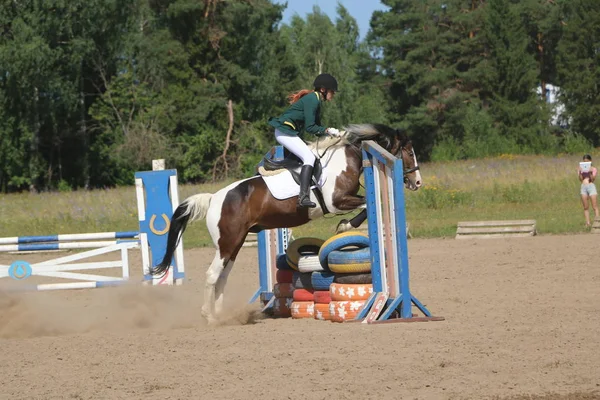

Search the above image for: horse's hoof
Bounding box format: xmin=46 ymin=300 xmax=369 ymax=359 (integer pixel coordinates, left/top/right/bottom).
xmin=336 ymin=219 xmax=351 ymax=234
xmin=200 ymin=307 xmax=216 ymax=323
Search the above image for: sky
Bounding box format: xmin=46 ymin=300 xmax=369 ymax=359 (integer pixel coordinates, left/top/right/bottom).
xmin=273 ymin=0 xmax=389 ymax=40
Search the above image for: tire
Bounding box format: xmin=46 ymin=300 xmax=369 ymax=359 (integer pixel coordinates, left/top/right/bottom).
xmin=314 ymin=303 xmax=332 ymax=320
xmin=329 ymin=283 xmax=373 ymax=301
xmin=333 ymin=272 xmax=372 ymax=284
xmin=313 ymin=290 xmax=332 ymax=304
xmin=286 ymin=237 xmax=325 ymax=270
xmin=272 ymin=298 xmax=292 ymax=318
xmin=297 ymin=254 xmax=325 ymax=273
xmin=311 ymin=271 xmax=335 ymax=290
xmin=318 ymin=232 xmax=370 ymax=270
xmin=293 ymin=288 xmax=315 ymax=301
xmin=291 ymin=301 xmax=315 ymax=319
xmin=292 ymin=271 xmax=313 ymax=289
xmin=328 ymin=247 xmax=371 ymax=273
xmin=273 ymin=283 xmax=294 ymax=298
xmin=276 ymin=253 xmax=293 ymax=271
xmin=276 ymin=269 xmax=294 ymax=284
xmin=329 ymin=300 xmax=366 ymax=322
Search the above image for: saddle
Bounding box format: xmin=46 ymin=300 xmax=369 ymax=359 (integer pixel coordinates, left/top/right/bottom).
xmin=260 ymin=151 xmax=323 ymax=186
xmin=257 ymin=151 xmax=329 ymax=213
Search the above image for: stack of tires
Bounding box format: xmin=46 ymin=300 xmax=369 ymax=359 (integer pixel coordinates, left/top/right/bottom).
xmin=272 ymin=254 xmax=294 ymax=318
xmin=285 ymin=237 xmax=338 ymax=321
xmin=318 ymin=232 xmax=373 ymax=323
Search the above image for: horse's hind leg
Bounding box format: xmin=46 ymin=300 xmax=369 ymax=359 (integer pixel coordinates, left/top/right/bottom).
xmin=214 ymin=259 xmax=234 ymax=315
xmin=202 ymin=246 xmax=244 ymax=323
xmin=202 ymin=250 xmax=227 ymax=324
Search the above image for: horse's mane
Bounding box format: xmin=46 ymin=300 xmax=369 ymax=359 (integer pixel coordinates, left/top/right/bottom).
xmin=306 ymin=123 xmax=408 ymax=151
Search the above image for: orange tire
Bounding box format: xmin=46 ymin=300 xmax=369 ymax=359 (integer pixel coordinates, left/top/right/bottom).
xmin=273 ymin=298 xmax=292 ymax=318
xmin=313 ymin=290 xmax=332 ymax=304
xmin=329 ymin=300 xmax=366 ymax=322
xmin=291 ymin=301 xmax=314 ymax=319
xmin=274 ymin=283 xmax=294 ymax=298
xmin=329 ymin=283 xmax=373 ymax=301
xmin=293 ymin=288 xmax=315 ymax=301
xmin=276 ymin=269 xmax=293 ymax=284
xmin=314 ymin=303 xmax=332 ymax=321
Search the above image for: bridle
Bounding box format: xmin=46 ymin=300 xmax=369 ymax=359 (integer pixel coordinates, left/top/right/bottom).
xmin=314 ymin=134 xmax=419 ymax=184
xmin=401 ymin=146 xmax=420 ymax=184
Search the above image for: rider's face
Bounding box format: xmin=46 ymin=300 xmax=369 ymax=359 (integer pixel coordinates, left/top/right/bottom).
xmin=325 ymin=89 xmax=336 ymax=101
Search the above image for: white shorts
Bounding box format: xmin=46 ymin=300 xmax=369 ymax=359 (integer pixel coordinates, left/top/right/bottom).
xmin=581 ymin=183 xmax=597 ymax=196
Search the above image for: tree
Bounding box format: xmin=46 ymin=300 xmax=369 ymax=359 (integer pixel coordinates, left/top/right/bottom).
xmin=556 ymin=0 xmax=600 ymax=145
xmin=481 ymin=0 xmax=551 ymax=152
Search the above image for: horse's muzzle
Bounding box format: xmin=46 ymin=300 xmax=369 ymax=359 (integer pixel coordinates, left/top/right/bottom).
xmin=404 ymin=166 xmax=421 ymax=190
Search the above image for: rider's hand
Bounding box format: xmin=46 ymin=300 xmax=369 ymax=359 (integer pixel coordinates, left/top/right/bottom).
xmin=326 ymin=127 xmax=341 ymax=137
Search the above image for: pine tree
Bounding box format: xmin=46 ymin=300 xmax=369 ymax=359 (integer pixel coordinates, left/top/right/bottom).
xmin=556 ymin=0 xmax=600 ymax=145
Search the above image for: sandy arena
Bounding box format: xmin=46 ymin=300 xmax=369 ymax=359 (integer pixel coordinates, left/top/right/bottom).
xmin=1 ymin=233 xmax=599 ymax=400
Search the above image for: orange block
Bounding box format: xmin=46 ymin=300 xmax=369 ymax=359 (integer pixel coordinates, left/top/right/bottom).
xmin=291 ymin=301 xmax=315 ymax=319
xmin=292 ymin=288 xmax=315 ymax=301
xmin=314 ymin=303 xmax=332 ymax=321
xmin=329 ymin=283 xmax=373 ymax=301
xmin=329 ymin=300 xmax=366 ymax=322
xmin=313 ymin=290 xmax=332 ymax=304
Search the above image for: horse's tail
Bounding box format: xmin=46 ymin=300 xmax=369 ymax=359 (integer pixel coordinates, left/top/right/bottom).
xmin=149 ymin=193 xmax=213 ymax=276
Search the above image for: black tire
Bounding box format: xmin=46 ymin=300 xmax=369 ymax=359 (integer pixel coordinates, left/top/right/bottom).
xmin=333 ymin=272 xmax=372 ymax=284
xmin=292 ymin=271 xmax=313 ymax=289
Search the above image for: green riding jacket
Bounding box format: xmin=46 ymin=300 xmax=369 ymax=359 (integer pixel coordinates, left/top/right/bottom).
xmin=268 ymin=91 xmax=327 ymax=137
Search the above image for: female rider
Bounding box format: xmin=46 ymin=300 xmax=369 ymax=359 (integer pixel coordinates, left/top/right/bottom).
xmin=268 ymin=73 xmax=341 ymax=209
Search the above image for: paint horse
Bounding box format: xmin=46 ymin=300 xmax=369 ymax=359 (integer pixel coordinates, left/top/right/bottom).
xmin=149 ymin=123 xmax=422 ymax=323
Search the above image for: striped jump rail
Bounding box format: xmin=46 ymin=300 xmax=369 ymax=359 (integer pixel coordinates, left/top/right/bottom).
xmin=0 ymin=231 xmax=141 ymax=291
xmin=0 ymin=231 xmax=140 ymax=253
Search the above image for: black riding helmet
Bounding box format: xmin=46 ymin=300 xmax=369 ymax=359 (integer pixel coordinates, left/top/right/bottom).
xmin=313 ymin=73 xmax=338 ymax=92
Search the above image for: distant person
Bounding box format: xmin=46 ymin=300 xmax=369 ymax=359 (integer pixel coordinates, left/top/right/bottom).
xmin=268 ymin=73 xmax=341 ymax=209
xmin=578 ymin=154 xmax=599 ymax=227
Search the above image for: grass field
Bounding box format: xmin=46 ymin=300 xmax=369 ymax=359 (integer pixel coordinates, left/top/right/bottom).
xmin=0 ymin=152 xmax=593 ymax=248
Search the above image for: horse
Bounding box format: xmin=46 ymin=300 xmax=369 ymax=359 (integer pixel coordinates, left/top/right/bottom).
xmin=149 ymin=123 xmax=422 ymax=323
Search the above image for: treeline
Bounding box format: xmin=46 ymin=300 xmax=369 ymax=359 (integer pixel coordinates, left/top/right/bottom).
xmin=0 ymin=0 xmax=598 ymax=193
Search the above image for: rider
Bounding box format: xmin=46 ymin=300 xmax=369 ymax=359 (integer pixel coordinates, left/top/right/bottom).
xmin=268 ymin=73 xmax=341 ymax=209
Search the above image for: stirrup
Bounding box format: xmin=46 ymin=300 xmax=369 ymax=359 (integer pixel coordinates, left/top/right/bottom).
xmin=297 ymin=195 xmax=316 ymax=209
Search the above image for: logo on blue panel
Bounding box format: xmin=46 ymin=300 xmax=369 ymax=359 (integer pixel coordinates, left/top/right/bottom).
xmin=8 ymin=261 xmax=32 ymax=280
xmin=150 ymin=213 xmax=170 ymax=235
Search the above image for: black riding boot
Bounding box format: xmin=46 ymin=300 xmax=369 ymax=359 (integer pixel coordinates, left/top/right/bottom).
xmin=298 ymin=165 xmax=317 ymax=209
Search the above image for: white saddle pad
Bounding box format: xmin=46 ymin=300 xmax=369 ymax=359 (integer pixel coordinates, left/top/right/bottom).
xmin=262 ymin=170 xmax=327 ymax=200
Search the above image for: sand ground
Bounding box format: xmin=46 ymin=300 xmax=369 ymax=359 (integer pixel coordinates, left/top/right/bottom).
xmin=1 ymin=234 xmax=599 ymax=400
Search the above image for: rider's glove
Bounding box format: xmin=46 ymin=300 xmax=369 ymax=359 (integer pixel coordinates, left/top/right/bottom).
xmin=326 ymin=127 xmax=341 ymax=137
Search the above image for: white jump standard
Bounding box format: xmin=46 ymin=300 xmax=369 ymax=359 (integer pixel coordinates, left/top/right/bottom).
xmin=0 ymin=232 xmax=139 ymax=291
xmin=0 ymin=162 xmax=186 ymax=291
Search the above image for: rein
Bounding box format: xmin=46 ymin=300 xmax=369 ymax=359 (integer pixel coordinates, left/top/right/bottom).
xmin=315 ymin=135 xmax=343 ymax=159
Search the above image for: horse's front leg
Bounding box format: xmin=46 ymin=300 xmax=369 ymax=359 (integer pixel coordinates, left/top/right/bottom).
xmin=332 ymin=193 xmax=366 ymax=233
xmin=336 ymin=208 xmax=367 ymax=233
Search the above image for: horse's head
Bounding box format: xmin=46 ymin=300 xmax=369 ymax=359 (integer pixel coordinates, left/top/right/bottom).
xmin=343 ymin=123 xmax=422 ymax=191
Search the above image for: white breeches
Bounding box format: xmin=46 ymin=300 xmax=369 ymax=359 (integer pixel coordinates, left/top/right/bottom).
xmin=275 ymin=129 xmax=316 ymax=166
